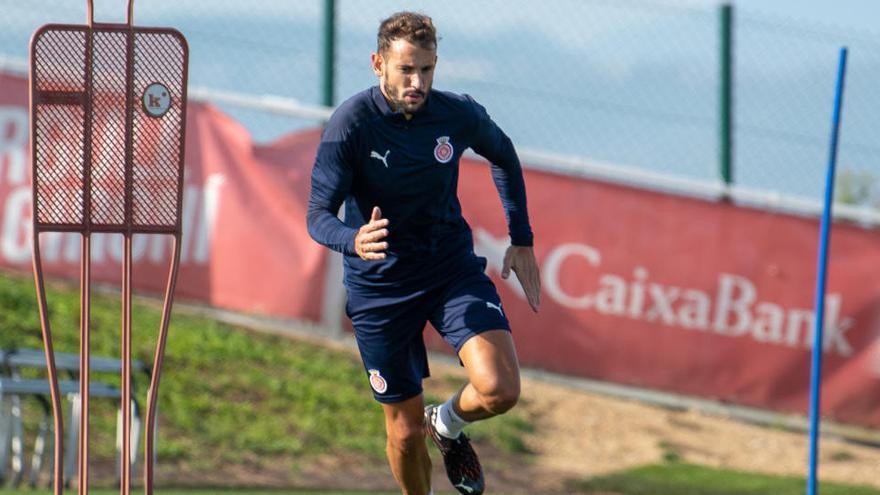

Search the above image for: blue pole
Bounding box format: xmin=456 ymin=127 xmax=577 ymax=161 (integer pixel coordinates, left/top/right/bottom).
xmin=807 ymin=46 xmax=847 ymax=495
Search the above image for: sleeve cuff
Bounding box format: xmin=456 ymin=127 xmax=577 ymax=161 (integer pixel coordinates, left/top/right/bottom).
xmin=510 ymin=231 xmax=534 ymax=247
xmin=343 ymin=229 xmax=359 ymax=256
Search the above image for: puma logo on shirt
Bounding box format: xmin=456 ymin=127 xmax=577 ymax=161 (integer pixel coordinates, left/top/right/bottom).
xmin=370 ymin=149 xmax=390 ymax=167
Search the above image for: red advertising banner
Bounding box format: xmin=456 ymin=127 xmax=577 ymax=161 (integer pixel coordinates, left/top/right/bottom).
xmin=0 ymin=72 xmax=325 ymax=321
xmin=458 ymin=161 xmax=880 ymax=427
xmin=3 ymin=70 xmax=880 ymax=426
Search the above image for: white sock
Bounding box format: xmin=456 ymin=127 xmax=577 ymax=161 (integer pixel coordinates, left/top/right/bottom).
xmin=434 ymin=396 xmax=470 ymax=439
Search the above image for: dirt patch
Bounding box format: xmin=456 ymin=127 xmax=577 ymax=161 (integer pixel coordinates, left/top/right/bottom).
xmin=428 ymin=359 xmax=880 ymax=494
xmin=510 ymin=375 xmax=880 ymax=494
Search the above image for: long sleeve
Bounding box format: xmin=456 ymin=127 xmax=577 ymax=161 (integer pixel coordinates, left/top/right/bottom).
xmin=468 ymin=98 xmax=534 ymax=246
xmin=307 ymin=126 xmax=359 ymax=255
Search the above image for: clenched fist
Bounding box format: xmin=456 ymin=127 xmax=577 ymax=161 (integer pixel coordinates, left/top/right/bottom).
xmin=355 ymin=206 xmax=390 ymax=261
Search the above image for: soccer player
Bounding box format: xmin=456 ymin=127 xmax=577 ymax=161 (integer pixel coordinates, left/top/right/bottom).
xmin=306 ymin=11 xmax=540 ymax=495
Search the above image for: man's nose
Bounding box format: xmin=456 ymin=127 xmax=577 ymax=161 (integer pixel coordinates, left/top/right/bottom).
xmin=410 ymin=73 xmax=423 ymax=90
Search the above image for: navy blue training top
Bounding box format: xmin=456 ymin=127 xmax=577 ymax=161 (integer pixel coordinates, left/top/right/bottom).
xmin=306 ymin=86 xmax=533 ymax=291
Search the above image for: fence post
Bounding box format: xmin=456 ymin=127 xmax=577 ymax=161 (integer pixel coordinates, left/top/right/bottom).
xmin=719 ymin=3 xmax=733 ymax=187
xmin=321 ymin=0 xmax=336 ymax=107
xmin=318 ymin=0 xmax=343 ymax=336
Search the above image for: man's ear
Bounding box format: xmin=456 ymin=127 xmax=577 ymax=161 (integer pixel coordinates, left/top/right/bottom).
xmin=371 ymin=52 xmax=384 ymax=77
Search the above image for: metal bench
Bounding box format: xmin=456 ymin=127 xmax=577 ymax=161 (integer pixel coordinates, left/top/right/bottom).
xmin=4 ymin=349 xmax=148 ymax=376
xmin=0 ymin=378 xmax=124 ymax=487
xmin=0 ymin=349 xmax=150 ymax=488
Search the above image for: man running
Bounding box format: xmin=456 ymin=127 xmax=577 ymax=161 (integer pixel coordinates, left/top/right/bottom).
xmin=307 ymin=11 xmax=540 ymax=495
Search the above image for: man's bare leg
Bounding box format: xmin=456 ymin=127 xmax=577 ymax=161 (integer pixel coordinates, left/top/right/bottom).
xmin=423 ymin=329 xmax=519 ymax=494
xmin=455 ymin=329 xmax=521 ymax=422
xmin=382 ymin=394 xmax=432 ymax=495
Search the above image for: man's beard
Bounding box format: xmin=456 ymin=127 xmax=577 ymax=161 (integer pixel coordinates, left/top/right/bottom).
xmin=383 ymin=81 xmax=426 ymax=114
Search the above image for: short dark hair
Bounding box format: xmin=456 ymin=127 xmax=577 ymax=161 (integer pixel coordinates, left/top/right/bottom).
xmin=377 ymin=11 xmax=437 ymax=53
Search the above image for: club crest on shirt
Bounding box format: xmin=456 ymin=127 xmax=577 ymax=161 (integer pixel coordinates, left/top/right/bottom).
xmin=434 ymin=136 xmax=454 ymax=163
xmin=368 ymin=369 xmax=388 ymax=394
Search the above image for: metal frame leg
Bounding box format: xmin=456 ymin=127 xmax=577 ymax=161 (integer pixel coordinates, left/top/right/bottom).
xmin=121 ymin=234 xmax=133 ymax=495
xmin=144 ymin=236 xmax=180 ymax=495
xmin=32 ymin=238 xmax=65 ymax=495
xmin=78 ymin=234 xmax=91 ymax=495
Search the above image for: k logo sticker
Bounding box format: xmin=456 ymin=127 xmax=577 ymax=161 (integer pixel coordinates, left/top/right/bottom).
xmin=142 ymin=82 xmax=172 ymax=118
xmin=434 ymin=136 xmax=453 ymax=163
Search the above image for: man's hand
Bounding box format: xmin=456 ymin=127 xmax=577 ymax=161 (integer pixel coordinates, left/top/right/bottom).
xmin=502 ymin=245 xmax=541 ymax=312
xmin=355 ymin=206 xmax=389 ymax=261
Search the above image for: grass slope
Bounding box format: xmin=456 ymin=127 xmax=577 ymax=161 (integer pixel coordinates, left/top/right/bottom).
xmin=0 ymin=272 xmax=386 ymax=468
xmin=0 ymin=272 xmax=530 ymax=486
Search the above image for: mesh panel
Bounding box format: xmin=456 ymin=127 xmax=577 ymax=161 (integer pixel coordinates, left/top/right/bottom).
xmin=34 ymin=104 xmax=86 ymax=225
xmin=33 ymin=28 xmax=86 ymax=92
xmin=132 ymin=31 xmax=185 ymax=228
xmin=90 ymin=30 xmax=127 ymax=226
xmin=32 ymin=27 xmax=87 ymax=226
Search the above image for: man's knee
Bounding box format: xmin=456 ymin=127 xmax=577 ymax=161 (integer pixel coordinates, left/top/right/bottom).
xmin=386 ymin=415 xmax=425 ymax=453
xmin=479 ymin=378 xmax=520 ymax=415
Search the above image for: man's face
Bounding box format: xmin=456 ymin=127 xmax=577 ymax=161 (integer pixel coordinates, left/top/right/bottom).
xmin=372 ymin=38 xmax=437 ymax=115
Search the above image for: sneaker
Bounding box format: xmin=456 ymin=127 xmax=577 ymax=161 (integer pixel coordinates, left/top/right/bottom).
xmin=424 ymin=405 xmax=485 ymax=495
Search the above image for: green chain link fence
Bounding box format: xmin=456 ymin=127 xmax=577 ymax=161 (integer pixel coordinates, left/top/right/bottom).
xmin=1 ymin=0 xmax=878 ymax=204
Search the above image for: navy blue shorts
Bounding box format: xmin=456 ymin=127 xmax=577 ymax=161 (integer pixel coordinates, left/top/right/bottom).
xmin=346 ymin=262 xmax=511 ymax=403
